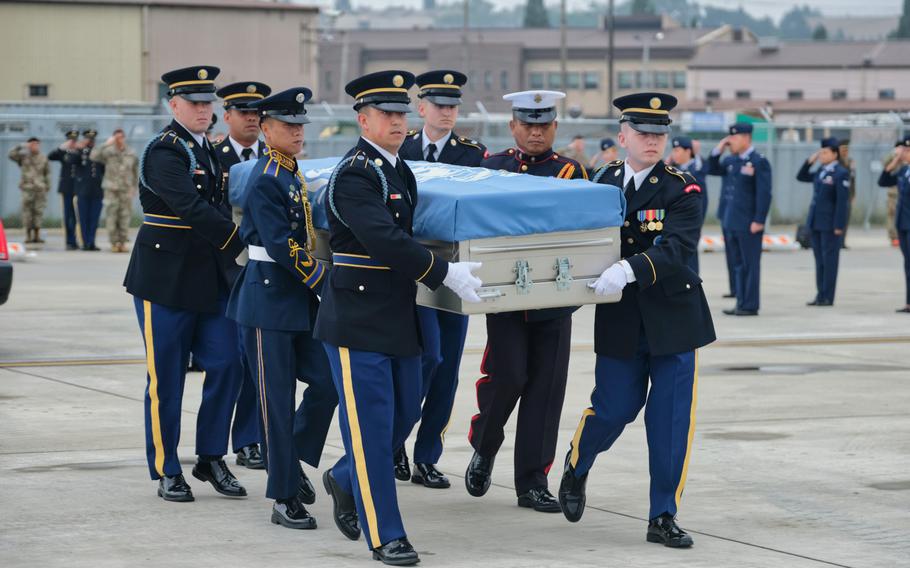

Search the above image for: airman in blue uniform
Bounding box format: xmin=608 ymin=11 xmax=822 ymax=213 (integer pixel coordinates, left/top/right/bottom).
xmin=878 ymin=134 xmax=910 ymax=313
xmin=796 ymin=137 xmax=850 ymax=307
xmin=226 ymin=87 xmax=337 ymax=529
xmin=466 ymin=90 xmax=588 ymax=515
xmin=707 ymin=123 xmax=772 ymax=316
xmin=314 ymin=70 xmax=483 ymax=566
xmin=558 ymin=92 xmax=716 ymax=548
xmin=214 ymin=80 xmax=272 ymax=471
xmin=47 ymin=129 xmax=81 ymax=250
xmin=394 ymin=70 xmax=486 ymax=489
xmin=669 ymin=136 xmax=707 ymax=274
xmin=123 ymin=65 xmax=247 ymax=503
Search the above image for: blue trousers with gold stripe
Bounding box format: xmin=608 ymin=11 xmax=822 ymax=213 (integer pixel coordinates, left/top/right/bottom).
xmin=133 ymin=296 xmax=242 ymax=480
xmin=242 ymin=327 xmax=337 ymax=500
xmin=569 ymin=333 xmax=698 ymax=519
xmin=412 ymin=306 xmax=469 ymax=465
xmin=323 ymin=344 xmax=422 ymax=550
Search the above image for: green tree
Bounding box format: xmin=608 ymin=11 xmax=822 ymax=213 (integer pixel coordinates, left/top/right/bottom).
xmin=812 ymin=24 xmax=828 ymax=40
xmin=524 ymin=0 xmax=550 ymax=28
xmin=631 ymin=0 xmax=655 ymax=15
xmin=896 ymin=0 xmax=910 ymax=38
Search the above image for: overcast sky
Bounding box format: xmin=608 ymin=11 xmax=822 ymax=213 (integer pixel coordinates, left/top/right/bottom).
xmin=305 ymin=0 xmax=903 ymax=20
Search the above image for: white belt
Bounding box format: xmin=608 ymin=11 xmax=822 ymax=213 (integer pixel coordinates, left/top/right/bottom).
xmin=247 ymin=245 xmax=276 ymax=263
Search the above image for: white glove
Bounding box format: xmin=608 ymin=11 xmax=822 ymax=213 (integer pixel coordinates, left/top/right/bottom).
xmin=443 ymin=261 xmax=484 ymax=303
xmin=588 ymin=263 xmax=628 ymax=296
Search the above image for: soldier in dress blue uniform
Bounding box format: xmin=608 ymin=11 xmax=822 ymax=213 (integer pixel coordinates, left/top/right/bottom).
xmin=796 ymin=137 xmax=851 ymax=307
xmin=394 ymin=69 xmax=486 ymax=489
xmin=123 ymin=65 xmax=247 ymax=503
xmin=557 ymin=92 xmax=716 ymax=548
xmin=669 ymin=136 xmax=707 ymax=274
xmin=74 ymin=129 xmax=105 ymax=251
xmin=878 ymin=134 xmax=910 ymax=313
xmin=213 ymin=81 xmax=272 ymax=471
xmin=466 ymin=90 xmax=587 ymax=514
xmin=48 ymin=129 xmax=81 ymax=250
xmin=314 ymin=70 xmax=483 ymax=566
xmin=226 ymin=87 xmax=337 ymax=529
xmin=707 ymin=123 xmax=772 ymax=316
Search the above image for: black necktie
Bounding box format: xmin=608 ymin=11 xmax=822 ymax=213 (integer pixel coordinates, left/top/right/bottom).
xmin=241 ymin=147 xmax=253 ymax=161
xmin=624 ymin=176 xmax=636 ymax=200
xmin=426 ymin=143 xmax=437 ymax=162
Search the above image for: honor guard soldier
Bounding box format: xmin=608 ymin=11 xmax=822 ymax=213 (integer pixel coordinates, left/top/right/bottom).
xmin=123 ymin=65 xmax=247 ymax=503
xmin=214 ymin=80 xmax=272 ymax=471
xmin=796 ymin=137 xmax=850 ymax=307
xmin=395 ymin=69 xmax=486 ymax=489
xmin=226 ymin=87 xmax=338 ymax=529
xmin=467 ymin=90 xmax=587 ymax=514
xmin=314 ymin=70 xmax=483 ymax=566
xmin=74 ymin=129 xmax=105 ymax=251
xmin=48 ymin=129 xmax=81 ymax=249
xmin=668 ymin=136 xmax=707 ymax=274
xmin=558 ymin=92 xmax=716 ymax=548
xmin=877 ymin=135 xmax=910 ymax=313
xmin=707 ymin=122 xmax=772 ymax=316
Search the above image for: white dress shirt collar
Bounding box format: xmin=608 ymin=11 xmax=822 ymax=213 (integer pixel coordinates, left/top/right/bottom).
xmin=422 ymin=129 xmax=452 ymax=159
xmin=229 ymin=136 xmax=258 ymax=160
xmin=622 ymin=162 xmax=658 ymax=191
xmin=739 ymin=146 xmax=755 ymax=160
xmin=362 ymin=137 xmax=398 ymax=168
xmin=174 ymin=119 xmax=205 ymax=147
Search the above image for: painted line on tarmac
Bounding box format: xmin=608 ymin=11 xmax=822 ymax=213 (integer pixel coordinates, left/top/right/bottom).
xmin=0 ymin=357 xmax=144 ymax=368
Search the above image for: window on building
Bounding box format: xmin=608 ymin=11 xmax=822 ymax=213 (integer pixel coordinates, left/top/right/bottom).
xmin=500 ymin=70 xmax=509 ymax=91
xmin=529 ymin=72 xmax=544 ymax=90
xmin=672 ymin=71 xmax=686 ymax=89
xmin=617 ymin=71 xmax=634 ymax=89
xmin=28 ymin=84 xmax=49 ymax=98
xmin=831 ymin=89 xmax=847 ymax=101
xmin=705 ymin=89 xmax=720 ymax=100
xmin=484 ymin=70 xmax=492 ymax=91
xmin=635 ymin=71 xmax=647 ymax=88
xmin=583 ymin=72 xmax=599 ymax=90
xmin=324 ymin=71 xmax=333 ymax=93
xmin=547 ymin=72 xmax=562 ymax=89
xmin=654 ymin=71 xmax=670 ymax=89
xmin=879 ymin=88 xmax=896 ymax=100
xmin=787 ymin=90 xmax=804 ymax=100
xmin=735 ymin=90 xmax=751 ymax=100
xmin=565 ymin=72 xmax=580 ymax=90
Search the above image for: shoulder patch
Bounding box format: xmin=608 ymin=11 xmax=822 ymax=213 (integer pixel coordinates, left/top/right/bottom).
xmin=683 ymin=183 xmax=702 ymax=194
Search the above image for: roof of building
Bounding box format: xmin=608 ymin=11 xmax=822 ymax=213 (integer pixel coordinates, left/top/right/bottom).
xmin=689 ymin=40 xmax=910 ymax=69
xmin=17 ymin=0 xmax=318 ymax=11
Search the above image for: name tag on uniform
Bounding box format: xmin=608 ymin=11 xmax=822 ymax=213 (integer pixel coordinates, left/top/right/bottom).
xmin=740 ymin=164 xmax=755 ymax=176
xmin=390 ymin=193 xmax=402 ymax=200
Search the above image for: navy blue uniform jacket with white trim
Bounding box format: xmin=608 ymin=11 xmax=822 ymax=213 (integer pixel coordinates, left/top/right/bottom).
xmin=123 ymin=120 xmax=244 ymax=313
xmin=227 ymin=152 xmax=327 ymax=332
xmin=592 ymin=161 xmax=716 ymax=358
xmin=313 ymin=138 xmax=448 ymax=357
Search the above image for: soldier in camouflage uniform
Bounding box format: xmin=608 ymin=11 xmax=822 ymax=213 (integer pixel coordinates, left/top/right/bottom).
xmin=90 ymin=129 xmax=138 ymax=252
xmin=8 ymin=137 xmax=50 ymax=244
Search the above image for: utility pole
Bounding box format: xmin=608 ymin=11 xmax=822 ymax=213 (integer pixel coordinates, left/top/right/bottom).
xmin=462 ymin=0 xmax=469 ymax=74
xmin=559 ymin=0 xmax=567 ymax=116
xmin=607 ymin=0 xmax=615 ymax=118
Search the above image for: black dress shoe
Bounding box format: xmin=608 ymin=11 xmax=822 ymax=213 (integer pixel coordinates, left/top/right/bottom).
xmin=65 ymin=244 xmax=79 ymax=251
xmin=411 ymin=463 xmax=450 ymax=489
xmin=815 ymin=299 xmax=833 ymax=306
xmin=722 ymin=308 xmax=758 ymax=316
xmin=323 ymin=468 xmax=361 ymax=540
xmin=465 ymin=451 xmax=495 ymax=497
xmin=647 ymin=514 xmax=694 ymax=548
xmin=558 ymin=453 xmax=588 ymax=522
xmin=192 ymin=459 xmax=247 ymax=497
xmin=806 ymin=298 xmax=819 ymax=306
xmin=897 ymin=306 xmax=910 ymax=313
xmin=722 ymin=293 xmax=736 ymax=299
xmin=235 ymin=444 xmax=265 ymax=470
xmin=517 ymin=486 xmax=561 ymax=513
xmin=393 ymin=446 xmax=411 ymax=482
xmin=158 ymin=473 xmax=194 ymax=502
xmin=372 ymin=538 xmax=419 ymax=566
xmin=298 ymin=466 xmax=316 ymax=505
xmin=271 ymin=496 xmax=317 ymax=529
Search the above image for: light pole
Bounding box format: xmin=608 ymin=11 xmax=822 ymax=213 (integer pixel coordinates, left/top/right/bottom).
xmin=638 ymin=31 xmax=664 ymax=89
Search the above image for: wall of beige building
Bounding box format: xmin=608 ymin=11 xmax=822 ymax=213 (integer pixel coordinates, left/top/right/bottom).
xmin=0 ymin=3 xmax=143 ymax=101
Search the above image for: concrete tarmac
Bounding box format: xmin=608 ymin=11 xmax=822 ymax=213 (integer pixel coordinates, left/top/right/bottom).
xmin=1 ymin=227 xmax=908 ymax=568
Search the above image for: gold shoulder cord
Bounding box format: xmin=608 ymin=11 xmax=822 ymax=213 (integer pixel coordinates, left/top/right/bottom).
xmin=297 ymin=169 xmax=317 ymax=253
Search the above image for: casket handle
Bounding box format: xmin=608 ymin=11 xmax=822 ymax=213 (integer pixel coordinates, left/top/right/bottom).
xmin=477 ymin=289 xmax=504 ymax=300
xmin=470 ymin=238 xmax=614 ymax=253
